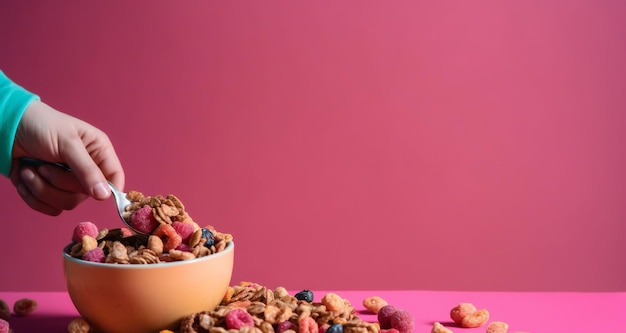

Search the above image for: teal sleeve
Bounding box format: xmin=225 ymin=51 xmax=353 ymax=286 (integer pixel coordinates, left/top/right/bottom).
xmin=0 ymin=70 xmax=40 ymax=176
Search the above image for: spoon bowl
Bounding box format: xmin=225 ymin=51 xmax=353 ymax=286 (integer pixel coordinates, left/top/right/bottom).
xmin=18 ymin=158 xmax=146 ymax=238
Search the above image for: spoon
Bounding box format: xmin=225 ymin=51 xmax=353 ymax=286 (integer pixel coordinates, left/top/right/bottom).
xmin=18 ymin=158 xmax=147 ymax=239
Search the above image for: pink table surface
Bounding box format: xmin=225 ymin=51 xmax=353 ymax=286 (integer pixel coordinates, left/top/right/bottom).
xmin=1 ymin=290 xmax=624 ymax=332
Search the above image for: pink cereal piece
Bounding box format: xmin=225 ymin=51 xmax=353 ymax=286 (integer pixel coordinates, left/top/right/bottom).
xmin=130 ymin=205 xmax=159 ymax=234
xmin=82 ymin=247 xmax=105 ymax=263
xmin=381 ymin=330 xmax=400 ymax=333
xmin=298 ymin=316 xmax=319 ymax=333
xmin=486 ymin=321 xmax=509 ymax=333
xmin=390 ymin=309 xmax=414 ymax=333
xmin=225 ymin=308 xmax=255 ymax=330
xmin=175 ymin=243 xmax=193 ymax=252
xmin=0 ymin=318 xmax=9 ymax=333
xmin=171 ymin=221 xmax=195 ymax=244
xmin=450 ymin=303 xmax=477 ymax=325
xmin=72 ymin=222 xmax=99 ymax=243
xmin=378 ymin=305 xmax=399 ymax=329
xmin=277 ymin=321 xmax=297 ymax=333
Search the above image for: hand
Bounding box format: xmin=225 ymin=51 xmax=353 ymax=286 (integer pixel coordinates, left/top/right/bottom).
xmin=8 ymin=100 xmax=125 ymax=216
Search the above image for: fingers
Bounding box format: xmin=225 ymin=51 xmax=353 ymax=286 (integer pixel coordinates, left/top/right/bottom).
xmin=15 ymin=167 xmax=89 ymax=216
xmin=60 ymin=136 xmax=118 ymax=201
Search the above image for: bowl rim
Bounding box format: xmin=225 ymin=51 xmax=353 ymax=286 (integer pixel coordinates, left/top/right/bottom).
xmin=63 ymin=240 xmax=234 ymax=269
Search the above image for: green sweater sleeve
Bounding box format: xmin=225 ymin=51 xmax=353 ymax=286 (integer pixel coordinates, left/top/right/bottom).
xmin=0 ymin=70 xmax=40 ymax=176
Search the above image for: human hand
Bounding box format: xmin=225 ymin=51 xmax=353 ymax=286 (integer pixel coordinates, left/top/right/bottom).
xmin=8 ymin=100 xmax=125 ymax=216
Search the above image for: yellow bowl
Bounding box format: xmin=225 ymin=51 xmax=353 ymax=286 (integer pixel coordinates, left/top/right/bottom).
xmin=63 ymin=241 xmax=234 ymax=333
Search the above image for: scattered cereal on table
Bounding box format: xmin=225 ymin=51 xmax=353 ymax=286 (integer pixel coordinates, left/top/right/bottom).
xmin=486 ymin=321 xmax=509 ymax=333
xmin=67 ymin=317 xmax=90 ymax=333
xmin=461 ymin=309 xmax=489 ymax=328
xmin=13 ymin=298 xmax=37 ymax=316
xmin=0 ymin=300 xmax=9 ymax=321
xmin=0 ymin=318 xmax=9 ymax=333
xmin=363 ymin=296 xmax=388 ymax=314
xmin=431 ymin=322 xmax=453 ymax=333
xmin=377 ymin=305 xmax=398 ymax=329
xmin=450 ymin=302 xmax=477 ymax=325
xmin=389 ymin=309 xmax=414 ymax=333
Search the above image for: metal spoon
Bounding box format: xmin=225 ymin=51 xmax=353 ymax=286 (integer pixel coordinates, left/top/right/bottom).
xmin=18 ymin=158 xmax=146 ymax=239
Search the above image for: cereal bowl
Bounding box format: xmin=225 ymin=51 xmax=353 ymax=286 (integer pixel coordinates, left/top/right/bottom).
xmin=63 ymin=241 xmax=234 ymax=333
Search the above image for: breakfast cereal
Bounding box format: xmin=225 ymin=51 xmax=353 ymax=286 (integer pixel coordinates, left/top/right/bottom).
xmin=362 ymin=296 xmax=388 ymax=314
xmin=13 ymin=298 xmax=37 ymax=316
xmin=431 ymin=322 xmax=453 ymax=333
xmin=486 ymin=321 xmax=509 ymax=333
xmin=66 ymin=190 xmax=232 ymax=265
xmin=461 ymin=309 xmax=489 ymax=328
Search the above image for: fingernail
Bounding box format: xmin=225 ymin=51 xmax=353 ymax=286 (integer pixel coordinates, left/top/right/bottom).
xmin=93 ymin=182 xmax=111 ymax=199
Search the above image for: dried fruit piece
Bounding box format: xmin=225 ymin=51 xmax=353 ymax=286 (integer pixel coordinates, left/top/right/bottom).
xmin=363 ymin=296 xmax=388 ymax=314
xmin=295 ymin=290 xmax=314 ymax=303
xmin=377 ymin=305 xmax=398 ymax=329
xmin=431 ymin=322 xmax=453 ymax=333
xmin=486 ymin=321 xmax=509 ymax=333
xmin=67 ymin=317 xmax=90 ymax=333
xmin=461 ymin=309 xmax=489 ymax=328
xmin=450 ymin=302 xmax=477 ymax=325
xmin=13 ymin=298 xmax=37 ymax=316
xmin=326 ymin=323 xmax=343 ymax=333
xmin=389 ymin=309 xmax=414 ymax=333
xmin=225 ymin=308 xmax=255 ymax=329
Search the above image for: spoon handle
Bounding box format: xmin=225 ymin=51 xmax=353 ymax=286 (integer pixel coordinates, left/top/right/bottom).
xmin=19 ymin=157 xmax=72 ymax=172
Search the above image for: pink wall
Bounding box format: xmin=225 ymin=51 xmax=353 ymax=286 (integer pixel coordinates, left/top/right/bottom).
xmin=1 ymin=1 xmax=625 ymax=292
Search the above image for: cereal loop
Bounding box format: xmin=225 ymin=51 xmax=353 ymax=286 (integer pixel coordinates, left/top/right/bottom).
xmin=13 ymin=298 xmax=37 ymax=316
xmin=153 ymin=224 xmax=182 ymax=252
xmin=298 ymin=316 xmax=319 ymax=333
xmin=363 ymin=296 xmax=388 ymax=314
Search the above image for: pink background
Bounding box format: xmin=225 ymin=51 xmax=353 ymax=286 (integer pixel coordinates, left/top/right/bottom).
xmin=1 ymin=1 xmax=625 ymax=292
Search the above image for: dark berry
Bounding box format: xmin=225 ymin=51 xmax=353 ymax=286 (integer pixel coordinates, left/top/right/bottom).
xmin=294 ymin=289 xmax=314 ymax=302
xmin=201 ymin=228 xmax=215 ymax=247
xmin=326 ymin=324 xmax=343 ymax=333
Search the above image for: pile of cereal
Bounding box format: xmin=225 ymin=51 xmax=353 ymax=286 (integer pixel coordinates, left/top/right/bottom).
xmin=67 ymin=190 xmax=232 ymax=264
xmin=176 ymin=282 xmax=412 ymax=333
xmin=66 ymin=283 xmax=413 ymax=333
